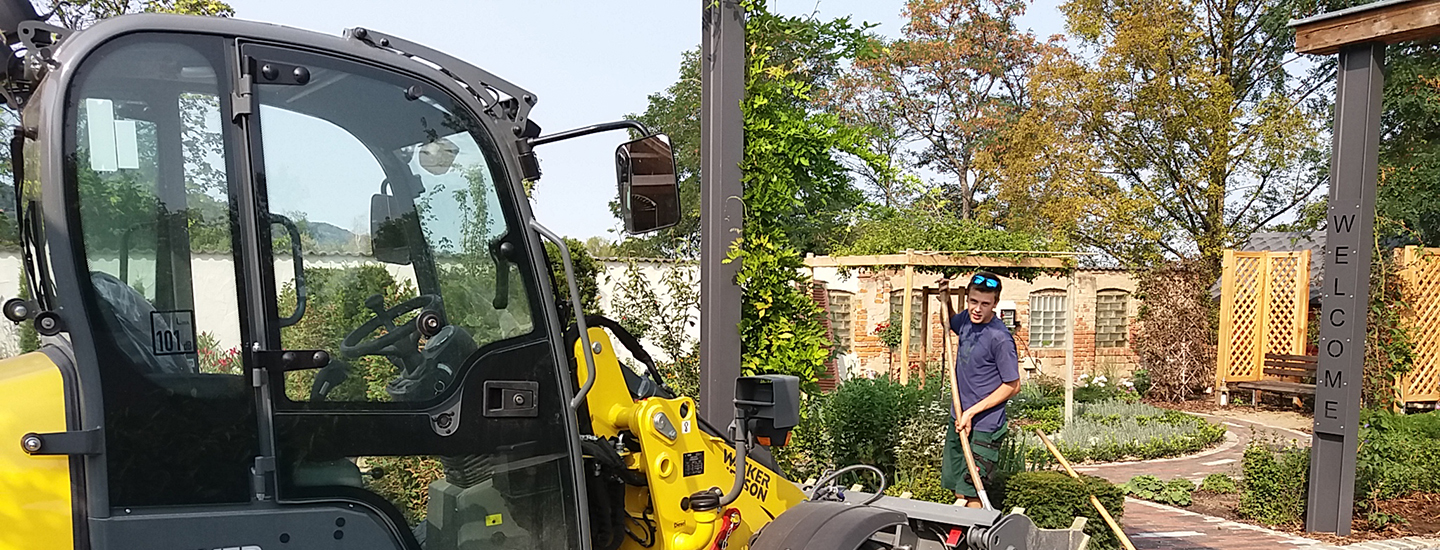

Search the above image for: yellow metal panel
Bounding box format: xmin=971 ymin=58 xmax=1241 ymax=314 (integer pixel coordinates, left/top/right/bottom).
xmin=0 ymin=352 xmax=75 ymax=550
xmin=573 ymin=329 xmax=808 ymax=550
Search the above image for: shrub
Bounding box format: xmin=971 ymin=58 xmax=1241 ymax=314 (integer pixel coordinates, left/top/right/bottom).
xmin=1355 ymin=410 xmax=1440 ymax=510
xmin=821 ymin=376 xmax=922 ymax=475
xmin=1124 ymin=475 xmax=1193 ymax=506
xmin=1131 ymin=368 xmax=1153 ymax=397
xmin=773 ymin=392 xmax=833 ymax=482
xmin=1132 ymin=259 xmax=1217 ymax=401
xmin=1020 ymin=401 xmax=1226 ymax=464
xmin=1199 ymin=473 xmax=1237 ymax=494
xmin=1238 ymin=444 xmax=1309 ymax=526
xmin=1004 ymin=471 xmax=1125 ymax=550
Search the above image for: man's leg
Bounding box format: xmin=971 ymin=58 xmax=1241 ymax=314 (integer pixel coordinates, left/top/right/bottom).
xmin=961 ymin=425 xmax=1009 ymax=508
xmin=940 ymin=425 xmax=979 ymax=504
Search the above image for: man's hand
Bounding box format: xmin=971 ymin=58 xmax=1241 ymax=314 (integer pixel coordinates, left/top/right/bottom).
xmin=956 ymin=409 xmax=975 ymax=435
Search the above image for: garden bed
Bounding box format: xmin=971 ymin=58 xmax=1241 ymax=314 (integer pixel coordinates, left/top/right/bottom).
xmin=1121 ymin=410 xmax=1440 ymax=545
xmin=1016 ymin=400 xmax=1227 ymax=464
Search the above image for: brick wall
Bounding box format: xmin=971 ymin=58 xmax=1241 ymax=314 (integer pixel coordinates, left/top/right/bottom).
xmin=839 ymin=269 xmax=1142 ymax=382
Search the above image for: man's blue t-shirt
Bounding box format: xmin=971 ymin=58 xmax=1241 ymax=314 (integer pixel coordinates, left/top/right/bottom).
xmin=951 ymin=313 xmax=1020 ymax=433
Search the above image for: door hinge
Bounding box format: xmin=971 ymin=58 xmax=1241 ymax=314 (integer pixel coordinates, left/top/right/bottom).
xmin=20 ymin=428 xmax=101 ymax=456
xmin=252 ymin=456 xmax=276 ymax=501
xmin=232 ymin=71 xmax=252 ymax=121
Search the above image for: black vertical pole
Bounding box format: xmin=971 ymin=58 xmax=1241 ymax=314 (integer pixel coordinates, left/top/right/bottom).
xmin=699 ymin=0 xmax=745 ymax=429
xmin=1307 ymin=42 xmax=1384 ymax=536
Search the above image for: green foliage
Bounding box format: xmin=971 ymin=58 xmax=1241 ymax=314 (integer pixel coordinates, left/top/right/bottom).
xmin=725 ymin=234 xmax=830 ymax=391
xmin=1238 ymin=444 xmax=1310 ymax=526
xmin=1020 ymin=401 xmax=1226 ymax=464
xmin=1199 ymin=473 xmax=1237 ymax=494
xmin=888 ymin=399 xmax=950 ymax=502
xmin=277 ymin=265 xmax=420 ymax=402
xmin=1362 ymin=255 xmax=1414 ymax=410
xmin=1003 ymin=471 xmax=1125 ymax=550
xmin=820 ymin=376 xmax=923 ymax=476
xmin=363 ymin=456 xmax=445 ymax=525
xmin=1355 ymin=410 xmax=1440 ymax=514
xmin=1372 ymin=41 xmax=1440 ymax=245
xmin=834 ymin=206 xmax=1068 ymax=280
xmin=1131 ymin=368 xmax=1153 ymax=397
xmin=42 ymin=0 xmax=234 ymax=29
xmin=874 ymin=316 xmax=903 ymax=350
xmin=195 ymin=331 xmax=240 ymax=374
xmin=1124 ymin=475 xmax=1194 ymax=506
xmin=621 ymin=4 xmax=877 ymax=258
xmin=773 ymin=393 xmax=834 ymax=483
xmin=657 ymin=346 xmax=700 ymax=400
xmin=543 ymin=237 xmax=602 ymax=320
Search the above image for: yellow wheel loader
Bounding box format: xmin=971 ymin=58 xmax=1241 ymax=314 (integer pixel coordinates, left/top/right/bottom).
xmin=0 ymin=4 xmax=1089 ymax=549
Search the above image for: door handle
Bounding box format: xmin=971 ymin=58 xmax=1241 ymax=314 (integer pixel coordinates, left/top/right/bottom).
xmin=483 ymin=381 xmax=538 ymax=418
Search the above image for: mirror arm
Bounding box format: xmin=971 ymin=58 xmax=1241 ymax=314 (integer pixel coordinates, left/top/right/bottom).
xmin=530 ymin=120 xmax=652 ymax=147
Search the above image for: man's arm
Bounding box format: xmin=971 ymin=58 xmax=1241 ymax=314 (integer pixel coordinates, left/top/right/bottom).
xmin=958 ymin=334 xmax=1022 ymax=434
xmin=958 ymin=380 xmax=1020 ymax=434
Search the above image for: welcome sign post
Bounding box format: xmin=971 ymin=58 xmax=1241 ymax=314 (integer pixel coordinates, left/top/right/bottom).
xmin=1291 ymin=0 xmax=1440 ymax=535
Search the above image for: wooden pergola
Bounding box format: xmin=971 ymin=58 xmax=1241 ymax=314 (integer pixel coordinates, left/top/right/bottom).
xmin=804 ymin=250 xmax=1075 ymax=384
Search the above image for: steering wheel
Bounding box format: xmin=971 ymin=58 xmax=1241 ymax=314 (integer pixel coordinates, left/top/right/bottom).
xmin=340 ymin=294 xmax=440 ymax=359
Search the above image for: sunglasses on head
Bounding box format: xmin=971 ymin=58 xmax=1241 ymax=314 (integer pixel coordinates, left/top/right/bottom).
xmin=971 ymin=274 xmax=999 ymax=288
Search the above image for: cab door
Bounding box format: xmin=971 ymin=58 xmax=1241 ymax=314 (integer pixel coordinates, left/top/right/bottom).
xmin=236 ymin=42 xmax=585 ymax=550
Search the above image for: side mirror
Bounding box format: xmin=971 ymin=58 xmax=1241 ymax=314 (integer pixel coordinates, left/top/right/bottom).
xmin=370 ymin=193 xmax=413 ymax=265
xmin=616 ymin=134 xmax=680 ymax=235
xmin=735 ymin=375 xmax=801 ymax=447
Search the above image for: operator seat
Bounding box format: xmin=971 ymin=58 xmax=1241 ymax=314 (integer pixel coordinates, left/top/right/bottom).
xmin=90 ymin=271 xmax=193 ymax=375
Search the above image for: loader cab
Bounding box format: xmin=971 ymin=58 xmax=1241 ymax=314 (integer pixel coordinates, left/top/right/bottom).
xmin=13 ymin=14 xmax=671 ymax=550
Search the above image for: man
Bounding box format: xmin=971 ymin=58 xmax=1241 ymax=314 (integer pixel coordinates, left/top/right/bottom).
xmin=938 ymin=271 xmax=1020 ymax=508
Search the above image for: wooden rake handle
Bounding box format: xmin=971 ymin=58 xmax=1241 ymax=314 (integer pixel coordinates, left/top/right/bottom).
xmin=958 ymin=431 xmax=992 ymax=509
xmin=1035 ymin=429 xmax=1137 ymax=550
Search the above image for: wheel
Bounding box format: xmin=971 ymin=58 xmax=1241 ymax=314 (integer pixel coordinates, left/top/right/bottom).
xmin=748 ymin=501 xmax=918 ymax=550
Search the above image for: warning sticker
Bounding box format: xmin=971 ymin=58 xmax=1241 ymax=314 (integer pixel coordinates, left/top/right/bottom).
xmin=683 ymin=451 xmax=704 ymax=477
xmin=151 ymin=310 xmax=197 ymax=356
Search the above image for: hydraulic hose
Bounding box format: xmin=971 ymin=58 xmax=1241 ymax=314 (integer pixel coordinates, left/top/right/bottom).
xmin=718 ymin=421 xmax=749 ymax=507
xmin=812 ymin=464 xmax=888 ymax=505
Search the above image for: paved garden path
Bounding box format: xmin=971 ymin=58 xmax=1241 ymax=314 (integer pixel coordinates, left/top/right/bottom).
xmin=1063 ymin=413 xmax=1440 ymax=550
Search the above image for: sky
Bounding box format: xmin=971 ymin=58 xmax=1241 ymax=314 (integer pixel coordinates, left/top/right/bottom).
xmin=223 ymin=0 xmax=1069 ymax=241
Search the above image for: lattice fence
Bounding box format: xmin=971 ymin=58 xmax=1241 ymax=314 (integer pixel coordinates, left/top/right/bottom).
xmin=1217 ymin=250 xmax=1312 ymax=386
xmin=1400 ymin=247 xmax=1440 ymax=403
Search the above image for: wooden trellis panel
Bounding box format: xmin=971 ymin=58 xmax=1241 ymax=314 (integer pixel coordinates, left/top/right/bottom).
xmin=1218 ymin=250 xmax=1311 ymax=386
xmin=1400 ymin=247 xmax=1440 ymax=403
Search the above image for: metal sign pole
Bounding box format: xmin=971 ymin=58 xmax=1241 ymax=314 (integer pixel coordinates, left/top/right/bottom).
xmin=1307 ymin=42 xmax=1384 ymax=536
xmin=699 ymin=0 xmax=745 ymax=429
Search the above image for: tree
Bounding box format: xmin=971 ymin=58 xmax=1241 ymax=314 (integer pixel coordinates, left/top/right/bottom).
xmin=839 ymin=0 xmax=1044 ymax=220
xmin=995 ymin=0 xmax=1327 ymax=269
xmin=622 ymin=10 xmax=877 ymax=258
xmin=833 ymin=204 xmax=1068 ymax=279
xmin=725 ymin=4 xmax=883 ymax=390
xmin=39 ymin=0 xmax=234 ymax=28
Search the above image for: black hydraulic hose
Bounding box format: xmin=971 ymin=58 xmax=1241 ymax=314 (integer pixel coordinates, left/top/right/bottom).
xmin=719 ymin=414 xmax=749 ymax=507
xmin=812 ymin=464 xmax=888 ymax=506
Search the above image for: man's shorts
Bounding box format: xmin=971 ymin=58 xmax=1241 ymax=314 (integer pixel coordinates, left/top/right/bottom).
xmin=941 ymin=422 xmax=1009 ymax=498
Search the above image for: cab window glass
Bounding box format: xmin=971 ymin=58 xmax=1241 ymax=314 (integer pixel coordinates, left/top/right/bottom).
xmin=253 ymin=52 xmax=533 ymax=406
xmin=66 ymin=34 xmax=256 ymax=507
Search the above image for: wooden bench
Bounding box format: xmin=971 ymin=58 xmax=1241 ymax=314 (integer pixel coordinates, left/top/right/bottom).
xmin=1231 ymin=353 xmax=1317 ymax=405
